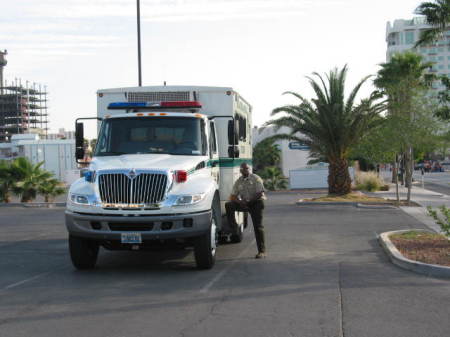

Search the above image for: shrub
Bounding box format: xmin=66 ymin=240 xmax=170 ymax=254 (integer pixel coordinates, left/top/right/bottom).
xmin=355 ymin=171 xmax=385 ymax=192
xmin=260 ymin=166 xmax=288 ymax=191
xmin=427 ymin=206 xmax=450 ymax=237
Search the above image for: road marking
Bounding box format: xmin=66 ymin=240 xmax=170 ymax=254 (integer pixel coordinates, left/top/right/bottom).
xmin=200 ymin=238 xmax=256 ymax=294
xmin=3 ymin=272 xmax=50 ymax=290
xmin=0 ymin=233 xmax=50 ymax=248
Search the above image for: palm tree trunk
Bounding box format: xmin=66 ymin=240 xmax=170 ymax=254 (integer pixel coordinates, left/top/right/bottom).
xmin=328 ymin=158 xmax=351 ymax=195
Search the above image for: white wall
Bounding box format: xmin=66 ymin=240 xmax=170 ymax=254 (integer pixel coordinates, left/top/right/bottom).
xmin=252 ymin=126 xmax=310 ymax=178
xmin=1 ymin=138 xmax=77 ymax=184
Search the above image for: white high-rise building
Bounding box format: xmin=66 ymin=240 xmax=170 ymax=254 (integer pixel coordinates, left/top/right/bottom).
xmin=386 ymin=17 xmax=450 ymax=91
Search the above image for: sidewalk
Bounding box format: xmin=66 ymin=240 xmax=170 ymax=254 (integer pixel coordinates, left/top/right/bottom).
xmin=368 ymin=183 xmax=450 ymax=234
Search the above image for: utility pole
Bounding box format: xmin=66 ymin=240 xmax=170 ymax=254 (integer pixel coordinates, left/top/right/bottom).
xmin=137 ymin=0 xmax=142 ymax=86
xmin=0 ymin=50 xmax=7 ymax=94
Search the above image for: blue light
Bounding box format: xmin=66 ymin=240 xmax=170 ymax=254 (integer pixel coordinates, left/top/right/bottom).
xmin=84 ymin=171 xmax=94 ymax=182
xmin=108 ymin=102 xmax=148 ymax=109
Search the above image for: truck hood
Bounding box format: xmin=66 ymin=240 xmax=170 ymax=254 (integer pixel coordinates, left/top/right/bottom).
xmin=90 ymin=154 xmax=208 ymax=172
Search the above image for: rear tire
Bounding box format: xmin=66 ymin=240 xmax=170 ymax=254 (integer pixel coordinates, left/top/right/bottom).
xmin=194 ymin=207 xmax=218 ymax=269
xmin=69 ymin=235 xmax=99 ymax=270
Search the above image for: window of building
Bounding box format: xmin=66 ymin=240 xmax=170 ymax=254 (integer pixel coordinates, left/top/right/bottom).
xmin=438 ymin=47 xmax=444 ymax=52
xmin=405 ymin=31 xmax=415 ymax=45
xmin=438 ymin=56 xmax=444 ymax=61
xmin=438 ymin=65 xmax=444 ymax=70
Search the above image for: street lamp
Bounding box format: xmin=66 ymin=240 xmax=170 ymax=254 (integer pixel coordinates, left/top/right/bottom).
xmin=137 ymin=0 xmax=142 ymax=86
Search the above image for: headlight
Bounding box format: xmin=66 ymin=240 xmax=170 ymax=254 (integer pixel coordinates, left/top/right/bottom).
xmin=70 ymin=193 xmax=90 ymax=205
xmin=174 ymin=193 xmax=205 ymax=206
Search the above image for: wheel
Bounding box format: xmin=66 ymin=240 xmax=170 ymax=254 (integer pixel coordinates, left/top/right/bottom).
xmin=69 ymin=235 xmax=99 ymax=270
xmin=194 ymin=207 xmax=218 ymax=269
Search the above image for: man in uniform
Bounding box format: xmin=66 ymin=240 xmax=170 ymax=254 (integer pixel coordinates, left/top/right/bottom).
xmin=225 ymin=162 xmax=267 ymax=258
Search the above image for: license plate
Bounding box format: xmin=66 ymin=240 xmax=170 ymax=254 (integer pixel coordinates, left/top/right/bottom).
xmin=121 ymin=232 xmax=142 ymax=244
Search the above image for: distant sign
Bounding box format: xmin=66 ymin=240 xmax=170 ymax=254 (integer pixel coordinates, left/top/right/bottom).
xmin=288 ymin=141 xmax=310 ymax=151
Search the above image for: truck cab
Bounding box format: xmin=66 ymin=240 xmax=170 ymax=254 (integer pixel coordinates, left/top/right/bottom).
xmin=66 ymin=86 xmax=252 ymax=270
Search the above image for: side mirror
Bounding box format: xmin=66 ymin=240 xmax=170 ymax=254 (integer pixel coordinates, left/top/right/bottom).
xmin=75 ymin=122 xmax=85 ymax=161
xmin=228 ymin=145 xmax=240 ymax=158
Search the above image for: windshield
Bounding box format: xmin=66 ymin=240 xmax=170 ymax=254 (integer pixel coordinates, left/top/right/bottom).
xmin=94 ymin=117 xmax=206 ymax=156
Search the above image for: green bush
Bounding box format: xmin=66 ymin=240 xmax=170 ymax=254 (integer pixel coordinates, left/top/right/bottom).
xmin=379 ymin=184 xmax=390 ymax=191
xmin=427 ymin=205 xmax=450 ymax=237
xmin=355 ymin=171 xmax=385 ymax=192
xmin=260 ymin=166 xmax=288 ymax=191
xmin=0 ymin=157 xmax=65 ymax=203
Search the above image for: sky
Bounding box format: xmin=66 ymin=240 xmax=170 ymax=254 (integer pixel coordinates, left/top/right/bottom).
xmin=1 ymin=0 xmax=425 ymax=138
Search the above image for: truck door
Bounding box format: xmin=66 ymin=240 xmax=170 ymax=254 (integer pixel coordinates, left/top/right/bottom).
xmin=209 ymin=121 xmax=219 ymax=184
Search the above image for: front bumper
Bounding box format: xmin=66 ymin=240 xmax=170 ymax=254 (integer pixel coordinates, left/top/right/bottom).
xmin=65 ymin=210 xmax=212 ymax=241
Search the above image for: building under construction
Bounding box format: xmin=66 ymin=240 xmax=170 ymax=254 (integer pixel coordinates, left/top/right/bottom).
xmin=0 ymin=50 xmax=48 ymax=142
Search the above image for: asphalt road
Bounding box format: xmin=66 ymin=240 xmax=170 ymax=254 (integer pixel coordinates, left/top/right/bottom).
xmin=0 ymin=193 xmax=449 ymax=337
xmin=413 ymin=171 xmax=450 ymax=196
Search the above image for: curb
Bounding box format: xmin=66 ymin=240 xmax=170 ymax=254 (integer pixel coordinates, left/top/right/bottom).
xmin=0 ymin=202 xmax=66 ymax=208
xmin=296 ymin=201 xmax=397 ymax=209
xmin=378 ymin=229 xmax=450 ymax=279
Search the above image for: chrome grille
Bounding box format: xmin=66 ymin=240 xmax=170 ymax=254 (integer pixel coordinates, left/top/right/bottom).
xmin=98 ymin=173 xmax=168 ymax=207
xmin=127 ymin=92 xmax=190 ymax=102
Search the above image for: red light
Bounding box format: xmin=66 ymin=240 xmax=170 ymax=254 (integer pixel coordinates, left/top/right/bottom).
xmin=161 ymin=101 xmax=202 ymax=108
xmin=176 ymin=170 xmax=187 ymax=183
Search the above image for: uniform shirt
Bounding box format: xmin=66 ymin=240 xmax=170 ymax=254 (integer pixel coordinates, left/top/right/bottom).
xmin=231 ymin=173 xmax=266 ymax=201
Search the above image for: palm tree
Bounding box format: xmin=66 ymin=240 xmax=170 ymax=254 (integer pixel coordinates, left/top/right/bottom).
xmin=253 ymin=138 xmax=281 ymax=174
xmin=38 ymin=178 xmax=66 ymax=202
xmin=414 ymin=0 xmax=450 ymax=47
xmin=266 ymin=66 xmax=385 ymax=195
xmin=0 ymin=160 xmax=15 ymax=203
xmin=11 ymin=157 xmax=53 ymax=202
xmin=260 ymin=167 xmax=288 ymax=191
xmin=374 ymin=52 xmax=433 ymax=109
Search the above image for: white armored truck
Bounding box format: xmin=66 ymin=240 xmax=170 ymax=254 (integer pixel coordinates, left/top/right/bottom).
xmin=66 ymin=86 xmax=252 ymax=269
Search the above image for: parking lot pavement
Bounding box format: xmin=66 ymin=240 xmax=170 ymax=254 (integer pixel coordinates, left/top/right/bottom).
xmin=0 ymin=194 xmax=449 ymax=337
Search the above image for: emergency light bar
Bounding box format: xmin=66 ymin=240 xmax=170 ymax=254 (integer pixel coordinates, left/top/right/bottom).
xmin=107 ymin=101 xmax=202 ymax=110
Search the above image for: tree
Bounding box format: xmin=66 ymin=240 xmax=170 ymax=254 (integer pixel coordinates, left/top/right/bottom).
xmin=414 ymin=0 xmax=450 ymax=47
xmin=38 ymin=178 xmax=66 ymax=202
xmin=0 ymin=160 xmax=15 ymax=203
xmin=374 ymin=52 xmax=436 ymax=203
xmin=350 ymin=117 xmax=398 ymax=169
xmin=266 ymin=66 xmax=385 ymax=195
xmin=260 ymin=167 xmax=288 ymax=191
xmin=252 ymin=138 xmax=281 ymax=174
xmin=90 ymin=138 xmax=97 ymax=153
xmin=434 ymin=75 xmax=450 ymax=120
xmin=11 ymin=157 xmax=53 ymax=202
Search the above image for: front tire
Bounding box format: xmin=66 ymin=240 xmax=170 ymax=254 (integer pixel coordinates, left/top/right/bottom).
xmin=194 ymin=208 xmax=218 ymax=269
xmin=69 ymin=235 xmax=99 ymax=270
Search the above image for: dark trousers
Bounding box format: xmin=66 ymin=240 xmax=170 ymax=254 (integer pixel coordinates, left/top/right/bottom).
xmin=225 ymin=200 xmax=265 ymax=253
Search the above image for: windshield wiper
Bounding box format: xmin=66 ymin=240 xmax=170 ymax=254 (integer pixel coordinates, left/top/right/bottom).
xmin=95 ymin=151 xmax=127 ymax=156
